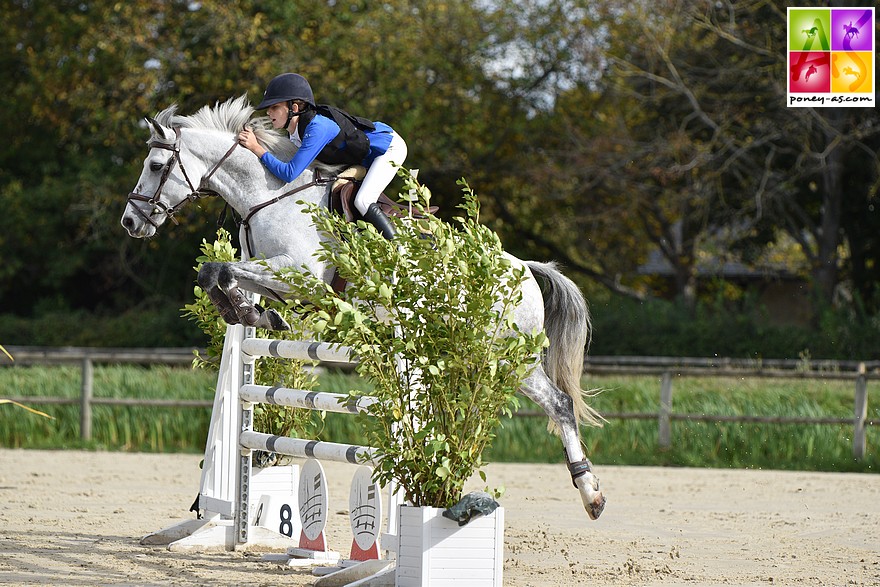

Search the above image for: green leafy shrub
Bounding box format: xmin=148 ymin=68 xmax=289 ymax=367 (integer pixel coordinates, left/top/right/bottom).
xmin=278 ymin=172 xmax=547 ymax=507
xmin=181 ymin=228 xmax=321 ymax=445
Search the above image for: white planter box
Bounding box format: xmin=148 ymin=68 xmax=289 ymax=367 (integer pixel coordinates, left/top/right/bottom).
xmin=395 ymin=505 xmax=504 ymax=587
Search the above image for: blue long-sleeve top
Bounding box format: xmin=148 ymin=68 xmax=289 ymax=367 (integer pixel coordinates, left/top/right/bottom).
xmin=260 ymin=114 xmax=394 ymax=183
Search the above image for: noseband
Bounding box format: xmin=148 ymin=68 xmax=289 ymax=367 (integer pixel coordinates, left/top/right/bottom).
xmin=126 ymin=126 xmax=238 ymax=228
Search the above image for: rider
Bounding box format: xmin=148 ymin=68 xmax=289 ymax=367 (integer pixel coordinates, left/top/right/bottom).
xmin=238 ymin=73 xmax=405 ymax=239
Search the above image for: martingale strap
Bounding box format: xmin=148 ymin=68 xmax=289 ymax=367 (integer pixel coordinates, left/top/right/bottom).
xmin=237 ymin=170 xmax=336 ymax=258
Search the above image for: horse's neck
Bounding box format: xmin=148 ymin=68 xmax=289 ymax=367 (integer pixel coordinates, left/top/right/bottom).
xmin=189 ymin=130 xmax=326 ymax=215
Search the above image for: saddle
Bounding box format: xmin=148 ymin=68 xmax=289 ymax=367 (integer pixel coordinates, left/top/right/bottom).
xmin=327 ymin=166 xmax=438 ymax=294
xmin=329 ymin=166 xmax=438 ymax=222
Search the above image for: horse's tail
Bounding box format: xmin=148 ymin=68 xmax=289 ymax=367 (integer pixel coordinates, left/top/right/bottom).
xmin=526 ymin=261 xmax=604 ymax=430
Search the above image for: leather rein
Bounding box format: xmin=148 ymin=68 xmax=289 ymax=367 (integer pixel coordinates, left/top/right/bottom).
xmin=126 ymin=126 xmax=333 ymax=256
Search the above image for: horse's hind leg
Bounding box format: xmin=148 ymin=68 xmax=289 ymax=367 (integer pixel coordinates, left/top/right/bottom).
xmin=520 ymin=367 xmax=606 ymax=520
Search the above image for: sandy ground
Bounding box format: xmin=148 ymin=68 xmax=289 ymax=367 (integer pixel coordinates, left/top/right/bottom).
xmin=0 ymin=449 xmax=878 ymax=586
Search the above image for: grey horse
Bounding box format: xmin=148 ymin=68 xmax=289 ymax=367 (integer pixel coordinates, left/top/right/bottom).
xmin=121 ymin=96 xmax=606 ymax=520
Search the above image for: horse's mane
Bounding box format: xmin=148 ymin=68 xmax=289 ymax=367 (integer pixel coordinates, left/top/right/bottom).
xmin=151 ymin=95 xmax=297 ymax=161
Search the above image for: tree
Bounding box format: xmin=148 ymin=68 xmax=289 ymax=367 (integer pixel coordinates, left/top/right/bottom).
xmin=2 ymin=0 xmax=877 ymax=344
xmin=0 ymin=0 xmax=274 ymax=318
xmin=0 ymin=0 xmax=540 ymax=333
xmin=487 ymin=0 xmax=880 ymax=314
xmin=694 ymin=0 xmax=880 ymax=312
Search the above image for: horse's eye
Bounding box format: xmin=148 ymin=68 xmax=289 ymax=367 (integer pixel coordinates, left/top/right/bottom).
xmin=150 ymin=161 xmax=164 ymax=172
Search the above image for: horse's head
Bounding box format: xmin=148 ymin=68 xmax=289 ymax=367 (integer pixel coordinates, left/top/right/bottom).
xmin=121 ymin=115 xmax=225 ymax=238
xmin=122 ymin=96 xmax=303 ymax=239
xmin=121 ymin=116 xmax=211 ymax=238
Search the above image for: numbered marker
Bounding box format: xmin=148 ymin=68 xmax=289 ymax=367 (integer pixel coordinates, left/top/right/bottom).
xmin=297 ymin=458 xmax=329 ymax=551
xmin=349 ymin=465 xmax=381 ymax=560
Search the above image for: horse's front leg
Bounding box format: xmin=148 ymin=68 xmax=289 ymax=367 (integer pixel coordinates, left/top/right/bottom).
xmin=521 ymin=367 xmax=606 ymax=520
xmin=197 ymin=262 xmax=243 ymax=326
xmin=197 ymin=261 xmax=290 ymax=331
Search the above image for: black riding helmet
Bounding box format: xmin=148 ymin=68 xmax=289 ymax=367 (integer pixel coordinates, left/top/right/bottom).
xmin=256 ymin=73 xmax=315 ymax=109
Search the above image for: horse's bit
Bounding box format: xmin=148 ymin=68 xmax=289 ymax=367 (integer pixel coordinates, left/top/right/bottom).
xmin=126 ymin=126 xmax=238 ymax=229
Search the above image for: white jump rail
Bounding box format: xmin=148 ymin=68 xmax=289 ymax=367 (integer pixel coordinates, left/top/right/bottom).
xmin=239 ymin=431 xmax=377 ymax=466
xmin=239 ymin=384 xmax=379 ymax=414
xmin=241 ymin=338 xmax=356 ymax=363
xmin=141 ymin=321 xmax=392 ymax=556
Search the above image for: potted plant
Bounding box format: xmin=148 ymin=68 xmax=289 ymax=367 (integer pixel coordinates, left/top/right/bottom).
xmin=279 ymin=171 xmax=546 ymax=585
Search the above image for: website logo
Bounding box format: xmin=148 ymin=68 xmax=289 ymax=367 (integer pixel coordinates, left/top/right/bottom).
xmin=787 ymin=7 xmax=875 ymax=107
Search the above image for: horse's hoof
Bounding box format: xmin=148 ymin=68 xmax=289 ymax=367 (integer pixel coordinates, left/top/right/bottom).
xmin=267 ymin=309 xmax=291 ymax=331
xmin=255 ymin=309 xmax=290 ymax=331
xmin=575 ymin=472 xmax=605 ymax=520
xmin=588 ymin=493 xmax=606 ymax=520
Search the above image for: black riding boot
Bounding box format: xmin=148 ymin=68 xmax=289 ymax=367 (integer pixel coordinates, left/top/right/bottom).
xmin=361 ymin=202 xmax=397 ymax=239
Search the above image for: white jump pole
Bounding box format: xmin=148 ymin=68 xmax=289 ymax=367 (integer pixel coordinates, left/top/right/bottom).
xmin=142 ymin=323 xmax=399 ymax=561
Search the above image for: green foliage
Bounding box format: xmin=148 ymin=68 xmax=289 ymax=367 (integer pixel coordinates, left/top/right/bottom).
xmin=589 ymin=295 xmax=880 ymax=360
xmin=181 ymin=230 xmax=240 ymax=366
xmin=576 ymin=374 xmax=879 ymax=473
xmin=0 ymin=305 xmax=205 ymax=347
xmin=0 ymin=364 xmax=215 ymax=451
xmin=1 ymin=289 xmax=876 ymax=361
xmin=2 ymin=0 xmax=878 ymax=355
xmin=277 ymin=172 xmax=546 ymax=507
xmin=181 ymin=229 xmax=321 ymax=442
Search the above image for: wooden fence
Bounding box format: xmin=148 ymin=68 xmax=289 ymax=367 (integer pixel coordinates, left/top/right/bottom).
xmin=0 ymin=346 xmax=207 ymax=442
xmin=1 ymin=346 xmax=878 ymax=458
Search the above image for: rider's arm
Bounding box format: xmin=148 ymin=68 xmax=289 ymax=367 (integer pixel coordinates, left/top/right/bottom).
xmin=260 ymin=115 xmax=340 ymax=183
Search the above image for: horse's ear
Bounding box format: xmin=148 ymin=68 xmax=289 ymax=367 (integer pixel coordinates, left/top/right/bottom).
xmin=145 ymin=116 xmax=167 ymax=140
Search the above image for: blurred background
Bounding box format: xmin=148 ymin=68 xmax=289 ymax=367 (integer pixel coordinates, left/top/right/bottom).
xmin=1 ymin=0 xmax=878 ymax=359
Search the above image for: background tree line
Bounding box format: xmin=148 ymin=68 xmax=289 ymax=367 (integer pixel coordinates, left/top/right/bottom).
xmin=1 ymin=0 xmax=878 ymax=358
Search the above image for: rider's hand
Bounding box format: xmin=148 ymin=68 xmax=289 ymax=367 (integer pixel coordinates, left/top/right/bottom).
xmin=238 ymin=128 xmax=266 ymax=158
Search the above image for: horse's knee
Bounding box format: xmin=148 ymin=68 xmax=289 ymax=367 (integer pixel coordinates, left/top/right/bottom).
xmin=197 ymin=262 xmax=220 ymax=289
xmin=217 ymin=265 xmax=236 ymax=289
xmin=197 ymin=262 xmax=236 ymax=290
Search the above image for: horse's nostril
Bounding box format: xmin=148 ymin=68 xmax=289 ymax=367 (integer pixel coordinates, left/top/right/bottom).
xmin=122 ymin=216 xmax=134 ymax=230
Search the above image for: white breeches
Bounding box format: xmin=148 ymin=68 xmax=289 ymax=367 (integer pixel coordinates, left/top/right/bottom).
xmin=354 ymin=131 xmax=408 ymax=215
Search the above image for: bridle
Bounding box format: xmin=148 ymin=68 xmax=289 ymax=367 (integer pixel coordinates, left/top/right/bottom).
xmin=126 ymin=124 xmax=336 ymax=256
xmin=126 ymin=126 xmax=239 ymax=229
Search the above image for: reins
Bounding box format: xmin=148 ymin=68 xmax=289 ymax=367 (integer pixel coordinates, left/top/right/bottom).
xmin=127 ymin=125 xmax=337 ymax=259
